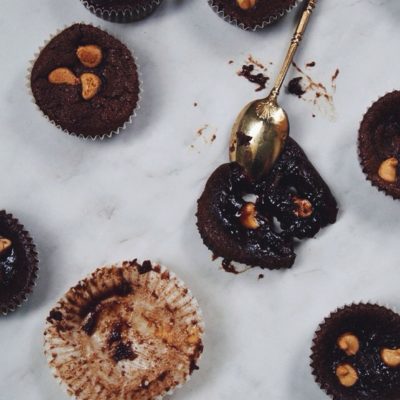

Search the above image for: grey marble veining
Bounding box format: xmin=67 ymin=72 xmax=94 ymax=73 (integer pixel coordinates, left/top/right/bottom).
xmin=1 ymin=0 xmax=400 ymax=399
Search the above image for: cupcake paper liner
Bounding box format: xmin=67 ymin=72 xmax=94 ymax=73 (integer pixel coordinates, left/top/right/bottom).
xmin=0 ymin=210 xmax=39 ymax=315
xmin=44 ymin=260 xmax=204 ymax=400
xmin=358 ymin=90 xmax=400 ymax=200
xmin=27 ymin=23 xmax=142 ymax=141
xmin=208 ymin=0 xmax=301 ymax=31
xmin=310 ymin=302 xmax=400 ymax=400
xmin=80 ymin=0 xmax=164 ymax=23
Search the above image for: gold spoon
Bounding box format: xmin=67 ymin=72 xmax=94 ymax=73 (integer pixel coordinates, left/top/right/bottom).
xmin=229 ymin=0 xmax=317 ymax=181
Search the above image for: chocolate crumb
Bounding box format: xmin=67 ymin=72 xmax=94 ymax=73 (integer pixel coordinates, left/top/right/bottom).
xmin=287 ymin=77 xmax=306 ymax=97
xmin=306 ymin=61 xmax=316 ymax=68
xmin=229 ymin=143 xmax=236 ymax=153
xmin=238 ymin=65 xmax=268 ymax=92
xmin=108 ymin=322 xmax=123 ymax=345
xmin=161 ymin=271 xmax=170 ymax=280
xmin=228 ymin=60 xmax=234 ymax=64
xmin=222 ymin=259 xmax=239 ymax=275
xmin=211 ymin=134 xmax=217 ymax=142
xmin=47 ymin=310 xmax=63 ymax=323
xmin=189 ymin=360 xmax=200 ymax=374
xmin=82 ymin=305 xmax=103 ymax=336
xmin=332 ymin=68 xmax=340 ymax=82
xmin=312 ymin=114 xmax=316 ymax=118
xmin=194 ymin=102 xmax=198 ymax=107
xmin=113 ymin=342 xmax=137 ymax=362
xmin=138 ymin=260 xmax=153 ymax=275
xmin=258 ymin=274 xmax=264 ymax=280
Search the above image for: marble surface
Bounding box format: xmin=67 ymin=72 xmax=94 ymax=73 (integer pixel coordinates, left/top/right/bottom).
xmin=1 ymin=0 xmax=400 ymax=399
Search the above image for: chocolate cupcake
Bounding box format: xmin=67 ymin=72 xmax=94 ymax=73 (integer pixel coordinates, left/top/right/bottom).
xmin=81 ymin=0 xmax=164 ymax=23
xmin=311 ymin=303 xmax=400 ymax=400
xmin=0 ymin=211 xmax=38 ymax=315
xmin=30 ymin=24 xmax=140 ymax=139
xmin=359 ymin=91 xmax=400 ymax=199
xmin=44 ymin=260 xmax=204 ymax=400
xmin=208 ymin=0 xmax=299 ymax=31
xmin=196 ymin=138 xmax=338 ymax=270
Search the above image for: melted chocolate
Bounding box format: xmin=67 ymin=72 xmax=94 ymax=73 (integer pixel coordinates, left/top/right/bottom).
xmin=197 ymin=138 xmax=338 ymax=270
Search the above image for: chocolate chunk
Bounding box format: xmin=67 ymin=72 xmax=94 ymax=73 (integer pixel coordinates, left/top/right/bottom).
xmin=138 ymin=260 xmax=153 ymax=275
xmin=287 ymin=77 xmax=306 ymax=97
xmin=197 ymin=138 xmax=337 ymax=270
xmin=238 ymin=64 xmax=268 ymax=92
xmin=47 ymin=310 xmax=63 ymax=323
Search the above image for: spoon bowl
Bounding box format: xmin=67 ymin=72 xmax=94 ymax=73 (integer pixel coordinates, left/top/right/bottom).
xmin=230 ymin=95 xmax=289 ymax=181
xmin=229 ymin=0 xmax=317 ymax=180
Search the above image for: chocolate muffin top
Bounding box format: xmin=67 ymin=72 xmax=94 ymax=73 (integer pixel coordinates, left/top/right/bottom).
xmin=311 ymin=304 xmax=400 ymax=400
xmin=82 ymin=0 xmax=163 ymax=22
xmin=209 ymin=0 xmax=298 ymax=30
xmin=0 ymin=211 xmax=38 ymax=315
xmin=359 ymin=91 xmax=400 ymax=199
xmin=31 ymin=24 xmax=139 ymax=139
xmin=196 ymin=138 xmax=338 ymax=270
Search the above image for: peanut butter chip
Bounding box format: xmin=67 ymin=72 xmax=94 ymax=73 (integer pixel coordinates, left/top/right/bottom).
xmin=239 ymin=202 xmax=260 ymax=229
xmin=381 ymin=348 xmax=400 ymax=367
xmin=80 ymin=73 xmax=101 ymax=101
xmin=378 ymin=157 xmax=398 ymax=183
xmin=336 ymin=364 xmax=358 ymax=387
xmin=0 ymin=237 xmax=12 ymax=255
xmin=48 ymin=68 xmax=80 ymax=85
xmin=236 ymin=0 xmax=257 ymax=10
xmin=76 ymin=45 xmax=103 ymax=68
xmin=293 ymin=196 xmax=313 ymax=218
xmin=337 ymin=333 xmax=360 ymax=356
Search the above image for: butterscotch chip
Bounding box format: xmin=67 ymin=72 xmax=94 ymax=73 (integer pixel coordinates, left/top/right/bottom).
xmin=337 ymin=332 xmax=359 ymax=356
xmin=239 ymin=202 xmax=260 ymax=229
xmin=293 ymin=196 xmax=313 ymax=218
xmin=378 ymin=157 xmax=398 ymax=183
xmin=80 ymin=73 xmax=101 ymax=100
xmin=336 ymin=364 xmax=358 ymax=387
xmin=76 ymin=45 xmax=103 ymax=68
xmin=381 ymin=348 xmax=400 ymax=367
xmin=0 ymin=237 xmax=12 ymax=255
xmin=236 ymin=0 xmax=257 ymax=10
xmin=48 ymin=68 xmax=80 ymax=85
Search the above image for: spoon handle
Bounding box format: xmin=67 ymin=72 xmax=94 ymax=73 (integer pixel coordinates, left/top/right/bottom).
xmin=269 ymin=0 xmax=317 ymax=101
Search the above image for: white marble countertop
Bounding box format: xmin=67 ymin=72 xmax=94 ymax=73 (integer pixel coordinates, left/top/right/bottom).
xmin=1 ymin=0 xmax=400 ymax=399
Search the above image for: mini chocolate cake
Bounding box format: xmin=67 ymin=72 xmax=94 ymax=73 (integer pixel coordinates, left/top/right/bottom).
xmin=196 ymin=138 xmax=338 ymax=270
xmin=81 ymin=0 xmax=164 ymax=23
xmin=359 ymin=91 xmax=400 ymax=199
xmin=45 ymin=260 xmax=204 ymax=400
xmin=30 ymin=24 xmax=140 ymax=139
xmin=311 ymin=304 xmax=400 ymax=400
xmin=209 ymin=0 xmax=298 ymax=31
xmin=0 ymin=211 xmax=38 ymax=315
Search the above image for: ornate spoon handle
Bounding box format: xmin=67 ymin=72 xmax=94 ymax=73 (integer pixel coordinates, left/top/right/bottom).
xmin=269 ymin=0 xmax=317 ymax=102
